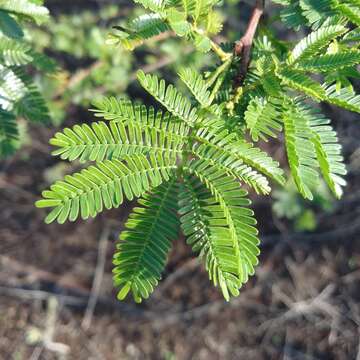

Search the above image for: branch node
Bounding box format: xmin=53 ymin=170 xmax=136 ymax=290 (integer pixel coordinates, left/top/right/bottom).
xmin=233 ymin=0 xmax=265 ymax=87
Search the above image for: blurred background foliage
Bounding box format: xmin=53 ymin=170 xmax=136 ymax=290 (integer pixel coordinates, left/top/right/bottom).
xmin=0 ymin=0 xmax=54 ymax=156
xmin=31 ymin=2 xmax=218 ymax=124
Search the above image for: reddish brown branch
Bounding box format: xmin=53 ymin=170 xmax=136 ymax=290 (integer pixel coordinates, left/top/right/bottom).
xmin=234 ymin=0 xmax=265 ymax=87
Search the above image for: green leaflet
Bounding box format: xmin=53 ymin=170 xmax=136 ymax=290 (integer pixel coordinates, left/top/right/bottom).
xmin=182 ymin=168 xmax=260 ymax=291
xmin=36 ymin=153 xmax=177 ymax=224
xmin=325 ymin=84 xmax=360 ymax=113
xmin=296 ymin=51 xmax=360 ymax=72
xmin=282 ymin=101 xmax=347 ymax=199
xmin=0 ymin=0 xmax=50 ymax=25
xmin=280 ymin=1 xmax=307 ymax=30
xmin=194 ymin=126 xmax=286 ymax=186
xmin=299 ymin=0 xmax=333 ymax=27
xmin=0 ymin=10 xmax=24 ymax=39
xmin=133 ymin=0 xmax=166 ymax=13
xmin=333 ymin=1 xmax=360 ymax=26
xmin=0 ymin=65 xmax=27 ymax=104
xmin=189 ymin=141 xmax=271 ymax=195
xmin=0 ymin=2 xmax=51 ymax=158
xmin=108 ymin=0 xmax=223 ymax=52
xmin=12 ymin=68 xmax=50 ymax=123
xmin=0 ymin=38 xmax=32 ymax=66
xmin=0 ymin=108 xmax=18 ymax=156
xmin=36 ymin=0 xmax=356 ymax=303
xmin=167 ymin=8 xmax=191 ymax=36
xmin=277 ymin=67 xmax=326 ymax=101
xmin=192 ymin=32 xmax=212 ymax=52
xmin=0 ymin=65 xmax=50 ymax=124
xmin=50 ymin=119 xmax=188 ymax=162
xmin=109 ymin=14 xmax=170 ymax=50
xmin=206 ymin=10 xmax=223 ymax=35
xmin=342 ymin=28 xmax=360 ymax=42
xmin=137 ymin=70 xmax=199 ymax=124
xmin=289 ymin=25 xmax=347 ymax=63
xmin=282 ymin=99 xmax=320 ymax=200
xmin=306 ymin=108 xmax=347 ymax=198
xmin=91 ymin=97 xmax=153 ymax=123
xmin=179 ymin=177 xmax=249 ymax=300
xmin=178 ymin=67 xmax=212 ymax=107
xmin=244 ymin=97 xmax=282 ymax=142
xmin=114 ymin=179 xmax=179 ymax=302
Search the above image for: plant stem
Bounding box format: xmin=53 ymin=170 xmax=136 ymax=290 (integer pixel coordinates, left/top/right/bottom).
xmin=209 ymin=61 xmax=231 ymax=103
xmin=192 ymin=25 xmax=232 ymax=62
xmin=233 ymin=0 xmax=265 ymax=86
xmin=210 ymin=40 xmax=232 ymax=62
xmin=207 ymin=58 xmax=232 ymax=88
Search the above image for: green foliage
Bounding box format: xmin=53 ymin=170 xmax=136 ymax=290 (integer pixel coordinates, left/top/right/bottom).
xmin=274 ymin=0 xmax=360 ymax=29
xmin=28 ymin=5 xmax=136 ymax=126
xmin=324 ymin=84 xmax=360 ymax=113
xmin=37 ymin=0 xmax=359 ymax=303
xmin=36 ymin=152 xmax=177 ymax=224
xmin=0 ymin=0 xmax=49 ymax=25
xmin=179 ymin=176 xmax=259 ymax=299
xmin=37 ymin=90 xmax=281 ymax=301
xmin=108 ymin=0 xmax=222 ymax=53
xmin=277 ymin=67 xmax=326 ymax=100
xmin=0 ymin=38 xmax=32 ymax=65
xmin=282 ymin=99 xmax=320 ymax=201
xmin=31 ymin=4 xmax=215 ymax=127
xmin=108 ymin=14 xmax=170 ymax=50
xmin=296 ymin=51 xmax=360 ymax=72
xmin=178 ymin=67 xmax=212 ymax=107
xmin=0 ymin=108 xmax=18 ymax=155
xmin=244 ymin=97 xmax=282 ymax=141
xmin=0 ymin=0 xmax=53 ymax=157
xmin=137 ymin=70 xmax=199 ymax=123
xmin=288 ymin=25 xmax=347 ymax=63
xmin=50 ymin=108 xmax=188 ymax=162
xmin=114 ymin=179 xmax=179 ymax=301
